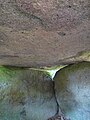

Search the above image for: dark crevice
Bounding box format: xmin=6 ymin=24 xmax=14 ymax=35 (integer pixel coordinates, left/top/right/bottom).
xmin=20 ymin=107 xmax=27 ymax=120
xmin=53 ymin=81 xmax=59 ymax=115
xmin=48 ymin=77 xmax=70 ymax=120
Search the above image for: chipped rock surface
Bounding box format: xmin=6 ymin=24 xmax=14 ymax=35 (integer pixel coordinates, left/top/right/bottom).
xmin=0 ymin=67 xmax=57 ymax=120
xmin=0 ymin=0 xmax=90 ymax=67
xmin=54 ymin=62 xmax=90 ymax=120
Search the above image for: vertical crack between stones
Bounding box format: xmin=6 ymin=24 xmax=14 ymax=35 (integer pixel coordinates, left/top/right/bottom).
xmin=52 ymin=81 xmax=59 ymax=115
xmin=49 ymin=80 xmax=70 ymax=120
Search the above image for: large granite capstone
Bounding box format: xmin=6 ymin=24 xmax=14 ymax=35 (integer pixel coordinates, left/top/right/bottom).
xmin=0 ymin=0 xmax=90 ymax=67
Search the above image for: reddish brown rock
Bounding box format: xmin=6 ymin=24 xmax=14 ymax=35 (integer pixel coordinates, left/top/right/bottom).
xmin=0 ymin=0 xmax=90 ymax=67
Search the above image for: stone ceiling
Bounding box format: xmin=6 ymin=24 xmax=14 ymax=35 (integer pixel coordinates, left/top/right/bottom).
xmin=0 ymin=0 xmax=90 ymax=67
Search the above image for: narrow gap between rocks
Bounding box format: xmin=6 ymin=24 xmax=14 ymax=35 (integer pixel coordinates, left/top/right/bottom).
xmin=46 ymin=66 xmax=69 ymax=120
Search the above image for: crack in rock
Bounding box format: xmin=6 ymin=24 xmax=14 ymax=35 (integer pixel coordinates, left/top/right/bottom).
xmin=48 ymin=81 xmax=69 ymax=120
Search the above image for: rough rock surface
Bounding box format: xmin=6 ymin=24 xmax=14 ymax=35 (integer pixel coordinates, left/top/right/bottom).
xmin=0 ymin=67 xmax=58 ymax=120
xmin=0 ymin=0 xmax=90 ymax=67
xmin=54 ymin=62 xmax=90 ymax=120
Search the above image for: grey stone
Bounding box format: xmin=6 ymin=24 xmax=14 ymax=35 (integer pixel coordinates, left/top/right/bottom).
xmin=54 ymin=62 xmax=90 ymax=120
xmin=0 ymin=67 xmax=57 ymax=120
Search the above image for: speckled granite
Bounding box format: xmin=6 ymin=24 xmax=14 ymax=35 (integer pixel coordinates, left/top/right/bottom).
xmin=0 ymin=0 xmax=90 ymax=67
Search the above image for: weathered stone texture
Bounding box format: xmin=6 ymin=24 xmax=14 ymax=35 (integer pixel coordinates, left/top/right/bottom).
xmin=0 ymin=0 xmax=90 ymax=67
xmin=0 ymin=67 xmax=57 ymax=120
xmin=54 ymin=62 xmax=90 ymax=120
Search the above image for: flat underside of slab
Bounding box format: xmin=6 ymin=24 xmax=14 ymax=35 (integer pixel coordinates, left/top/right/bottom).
xmin=0 ymin=0 xmax=90 ymax=67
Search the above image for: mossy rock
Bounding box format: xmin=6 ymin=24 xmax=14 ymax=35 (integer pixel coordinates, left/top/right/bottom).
xmin=0 ymin=66 xmax=57 ymax=120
